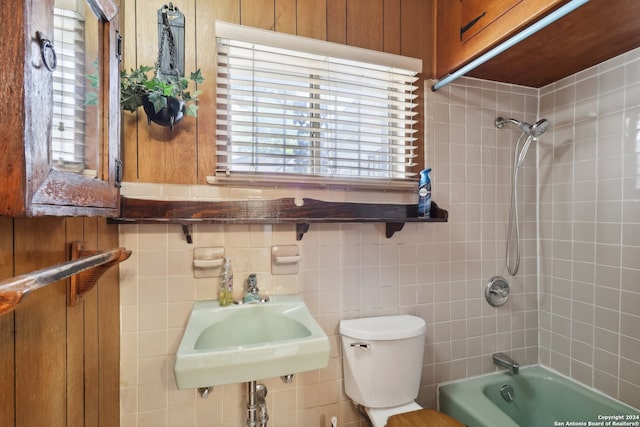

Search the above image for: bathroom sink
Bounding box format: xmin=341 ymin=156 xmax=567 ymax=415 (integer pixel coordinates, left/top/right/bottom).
xmin=173 ymin=295 xmax=329 ymax=389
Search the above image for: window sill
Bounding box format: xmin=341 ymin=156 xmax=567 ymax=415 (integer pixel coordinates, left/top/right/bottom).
xmin=109 ymin=197 xmax=448 ymax=239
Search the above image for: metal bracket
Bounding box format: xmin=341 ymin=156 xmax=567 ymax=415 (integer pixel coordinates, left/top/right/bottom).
xmin=296 ymin=223 xmax=310 ymax=241
xmin=115 ymin=159 xmax=123 ymax=188
xmin=182 ymin=225 xmax=193 ymax=244
xmin=116 ymin=31 xmax=123 ymax=62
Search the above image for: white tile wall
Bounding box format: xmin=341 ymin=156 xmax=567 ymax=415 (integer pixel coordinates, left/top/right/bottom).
xmin=119 ymin=47 xmax=640 ymax=427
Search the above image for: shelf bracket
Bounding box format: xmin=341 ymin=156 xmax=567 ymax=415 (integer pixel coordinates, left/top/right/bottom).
xmin=0 ymin=243 xmax=131 ymax=315
xmin=69 ymin=241 xmax=132 ymax=306
xmin=385 ymin=222 xmax=405 ymax=238
xmin=296 ymin=223 xmax=310 ymax=241
xmin=182 ymin=224 xmax=193 ymax=244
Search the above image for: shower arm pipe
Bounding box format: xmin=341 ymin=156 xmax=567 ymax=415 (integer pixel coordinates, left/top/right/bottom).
xmin=431 ymin=0 xmax=590 ymax=91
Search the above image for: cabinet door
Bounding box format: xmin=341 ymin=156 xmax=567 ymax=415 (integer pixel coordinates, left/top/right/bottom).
xmin=436 ymin=0 xmax=563 ymax=79
xmin=460 ymin=0 xmax=522 ymax=42
xmin=29 ymin=0 xmax=121 ymax=216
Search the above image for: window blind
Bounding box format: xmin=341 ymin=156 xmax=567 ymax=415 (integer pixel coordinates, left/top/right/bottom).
xmin=215 ymin=22 xmax=422 ymax=184
xmin=52 ymin=7 xmax=86 ymax=164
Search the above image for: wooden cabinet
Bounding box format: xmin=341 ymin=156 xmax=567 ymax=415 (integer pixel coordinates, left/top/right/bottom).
xmin=0 ymin=0 xmax=121 ymax=217
xmin=436 ymin=0 xmax=562 ymax=80
xmin=460 ymin=0 xmax=523 ymax=43
xmin=436 ymin=0 xmax=640 ymax=88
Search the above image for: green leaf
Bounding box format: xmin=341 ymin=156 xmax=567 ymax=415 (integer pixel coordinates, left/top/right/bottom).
xmin=121 ymin=93 xmax=143 ymax=112
xmin=190 ymin=69 xmax=204 ymax=85
xmin=184 ymin=103 xmax=199 ymax=117
xmin=147 ymin=92 xmax=167 ymax=113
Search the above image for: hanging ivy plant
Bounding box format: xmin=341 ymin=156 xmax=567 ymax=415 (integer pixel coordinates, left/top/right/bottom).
xmin=120 ymin=65 xmax=204 ymax=129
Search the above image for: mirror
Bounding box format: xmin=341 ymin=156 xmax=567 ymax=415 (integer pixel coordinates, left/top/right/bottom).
xmin=51 ymin=0 xmax=100 ymax=179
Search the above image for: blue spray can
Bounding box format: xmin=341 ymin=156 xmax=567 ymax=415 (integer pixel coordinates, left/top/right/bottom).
xmin=418 ymin=168 xmax=431 ymax=217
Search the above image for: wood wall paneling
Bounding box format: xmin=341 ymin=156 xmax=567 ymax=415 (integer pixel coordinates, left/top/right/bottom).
xmin=241 ymin=0 xmax=275 ymax=29
xmin=0 ymin=217 xmax=13 ymax=279
xmin=66 ymin=218 xmax=86 ymax=427
xmin=96 ymin=218 xmax=121 ymax=427
xmin=327 ymin=0 xmax=347 ymax=43
xmin=297 ymin=0 xmax=326 ymax=40
xmin=346 ymin=0 xmax=383 ymax=50
xmin=0 ymin=217 xmax=15 ymax=424
xmin=121 ymin=0 xmax=139 ymax=182
xmin=0 ymin=307 xmax=14 ymax=424
xmin=195 ymin=0 xmax=240 ymax=184
xmin=83 ymin=218 xmax=100 ymax=427
xmin=383 ymin=0 xmax=401 ymax=54
xmin=0 ymin=217 xmax=120 ymax=426
xmin=14 ymin=218 xmax=67 ymax=426
xmin=401 ymin=0 xmax=435 ymax=74
xmin=275 ymin=0 xmax=297 ymax=34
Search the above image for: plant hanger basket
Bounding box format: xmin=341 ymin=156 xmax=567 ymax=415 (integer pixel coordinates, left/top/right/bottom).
xmin=141 ymin=93 xmax=185 ymax=130
xmin=120 ymin=4 xmax=202 ymax=131
xmin=144 ymin=5 xmax=184 ymax=130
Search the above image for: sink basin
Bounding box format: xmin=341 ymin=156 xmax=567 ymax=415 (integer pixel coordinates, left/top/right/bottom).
xmin=173 ymin=295 xmax=329 ymax=389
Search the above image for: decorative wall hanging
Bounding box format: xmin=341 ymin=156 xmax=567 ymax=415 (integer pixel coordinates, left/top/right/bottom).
xmin=157 ymin=3 xmax=185 ymax=79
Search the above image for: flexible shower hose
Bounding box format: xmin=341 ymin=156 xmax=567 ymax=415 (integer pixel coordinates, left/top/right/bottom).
xmin=506 ymin=133 xmax=527 ymax=276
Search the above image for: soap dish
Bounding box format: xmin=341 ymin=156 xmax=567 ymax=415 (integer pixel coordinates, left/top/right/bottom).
xmin=271 ymin=245 xmax=301 ymax=275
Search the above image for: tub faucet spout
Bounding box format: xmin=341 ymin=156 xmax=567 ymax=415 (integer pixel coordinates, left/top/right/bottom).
xmin=492 ymin=352 xmax=519 ymax=374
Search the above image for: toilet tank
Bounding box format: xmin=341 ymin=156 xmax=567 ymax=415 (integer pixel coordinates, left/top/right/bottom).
xmin=340 ymin=315 xmax=426 ymax=408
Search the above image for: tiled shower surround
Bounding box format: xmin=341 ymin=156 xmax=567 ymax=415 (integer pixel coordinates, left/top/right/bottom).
xmin=119 ymin=48 xmax=640 ymax=427
xmin=537 ymin=50 xmax=640 ymax=405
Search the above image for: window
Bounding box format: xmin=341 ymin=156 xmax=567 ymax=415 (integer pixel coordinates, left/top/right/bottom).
xmin=215 ymin=22 xmax=422 ymax=187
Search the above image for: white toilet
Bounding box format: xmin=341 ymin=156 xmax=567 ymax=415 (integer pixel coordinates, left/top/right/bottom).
xmin=340 ymin=315 xmax=427 ymax=427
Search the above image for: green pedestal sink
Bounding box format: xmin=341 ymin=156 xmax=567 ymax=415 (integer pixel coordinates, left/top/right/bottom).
xmin=173 ymin=295 xmax=329 ymax=389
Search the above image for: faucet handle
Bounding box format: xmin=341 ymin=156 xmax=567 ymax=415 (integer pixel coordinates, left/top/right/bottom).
xmin=247 ymin=273 xmax=258 ymax=292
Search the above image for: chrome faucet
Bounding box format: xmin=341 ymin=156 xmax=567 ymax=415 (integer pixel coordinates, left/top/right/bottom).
xmin=492 ymin=352 xmax=520 ymax=374
xmin=242 ymin=273 xmax=262 ymax=304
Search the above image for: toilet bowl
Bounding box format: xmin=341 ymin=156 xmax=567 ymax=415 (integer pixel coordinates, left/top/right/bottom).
xmin=340 ymin=315 xmax=464 ymax=427
xmin=340 ymin=315 xmax=427 ymax=427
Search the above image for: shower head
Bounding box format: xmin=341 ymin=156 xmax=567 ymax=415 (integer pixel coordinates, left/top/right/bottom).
xmin=495 ymin=117 xmax=550 ymax=138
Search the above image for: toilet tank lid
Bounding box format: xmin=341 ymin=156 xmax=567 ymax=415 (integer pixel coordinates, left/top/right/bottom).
xmin=339 ymin=315 xmax=426 ymax=340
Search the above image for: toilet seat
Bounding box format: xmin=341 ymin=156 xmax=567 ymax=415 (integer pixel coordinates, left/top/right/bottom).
xmin=366 ymin=402 xmax=422 ymax=427
xmin=385 ymin=409 xmax=466 ymax=427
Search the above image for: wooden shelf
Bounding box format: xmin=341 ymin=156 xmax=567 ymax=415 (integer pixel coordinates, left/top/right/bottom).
xmin=109 ymin=197 xmax=448 ymax=239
